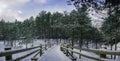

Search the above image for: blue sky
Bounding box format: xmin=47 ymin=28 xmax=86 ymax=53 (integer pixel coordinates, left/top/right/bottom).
xmin=0 ymin=0 xmax=107 ymax=28
xmin=0 ymin=0 xmax=75 ymax=22
xmin=21 ymin=0 xmax=75 ymax=19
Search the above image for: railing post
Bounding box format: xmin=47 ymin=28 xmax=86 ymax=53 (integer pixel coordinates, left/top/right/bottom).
xmin=40 ymin=45 xmax=43 ymax=56
xmin=100 ymin=54 xmax=106 ymax=58
xmin=66 ymin=45 xmax=69 ymax=56
xmin=61 ymin=47 xmax=66 ymax=54
xmin=49 ymin=43 xmax=51 ymax=48
xmin=100 ymin=47 xmax=106 ymax=58
xmin=60 ymin=47 xmax=63 ymax=51
xmin=79 ymin=48 xmax=81 ymax=59
xmin=72 ymin=58 xmax=76 ymax=61
xmin=31 ymin=57 xmax=38 ymax=61
xmin=45 ymin=44 xmax=47 ymax=50
xmin=4 ymin=47 xmax=12 ymax=61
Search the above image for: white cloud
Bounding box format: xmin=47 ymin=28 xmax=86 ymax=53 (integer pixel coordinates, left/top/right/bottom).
xmin=87 ymin=7 xmax=108 ymax=28
xmin=0 ymin=0 xmax=73 ymax=22
xmin=33 ymin=0 xmax=47 ymax=4
xmin=39 ymin=5 xmax=75 ymax=13
xmin=0 ymin=9 xmax=24 ymax=22
xmin=0 ymin=0 xmax=29 ymax=7
xmin=0 ymin=0 xmax=29 ymax=22
xmin=0 ymin=0 xmax=49 ymax=22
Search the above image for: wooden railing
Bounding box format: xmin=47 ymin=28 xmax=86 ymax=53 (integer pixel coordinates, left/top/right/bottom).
xmin=13 ymin=49 xmax=40 ymax=61
xmin=0 ymin=46 xmax=40 ymax=57
xmin=73 ymin=46 xmax=120 ymax=55
xmin=61 ymin=44 xmax=120 ymax=61
xmin=0 ymin=44 xmax=51 ymax=61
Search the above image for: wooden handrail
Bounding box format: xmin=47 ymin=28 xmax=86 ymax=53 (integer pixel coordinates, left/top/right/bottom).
xmin=73 ymin=46 xmax=120 ymax=55
xmin=63 ymin=44 xmax=120 ymax=55
xmin=61 ymin=47 xmax=105 ymax=61
xmin=0 ymin=46 xmax=40 ymax=57
xmin=61 ymin=44 xmax=120 ymax=61
xmin=13 ymin=48 xmax=40 ymax=61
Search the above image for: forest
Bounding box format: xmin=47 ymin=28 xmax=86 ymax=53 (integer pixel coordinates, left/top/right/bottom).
xmin=0 ymin=1 xmax=120 ymax=50
xmin=0 ymin=0 xmax=120 ymax=61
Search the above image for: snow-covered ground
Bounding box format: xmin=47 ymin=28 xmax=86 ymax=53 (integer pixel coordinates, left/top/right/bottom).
xmin=0 ymin=39 xmax=46 ymax=61
xmin=101 ymin=42 xmax=120 ymax=51
xmin=73 ymin=49 xmax=98 ymax=61
xmin=0 ymin=40 xmax=120 ymax=61
xmin=38 ymin=45 xmax=72 ymax=61
xmin=72 ymin=49 xmax=120 ymax=61
xmin=0 ymin=41 xmax=5 ymax=51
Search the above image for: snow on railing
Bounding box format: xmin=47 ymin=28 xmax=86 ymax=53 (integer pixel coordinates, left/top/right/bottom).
xmin=73 ymin=46 xmax=120 ymax=55
xmin=13 ymin=48 xmax=40 ymax=61
xmin=61 ymin=46 xmax=105 ymax=61
xmin=61 ymin=44 xmax=120 ymax=61
xmin=0 ymin=44 xmax=51 ymax=61
xmin=0 ymin=46 xmax=40 ymax=57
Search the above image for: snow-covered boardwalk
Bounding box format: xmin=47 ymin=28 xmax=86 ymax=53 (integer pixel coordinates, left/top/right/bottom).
xmin=38 ymin=45 xmax=71 ymax=61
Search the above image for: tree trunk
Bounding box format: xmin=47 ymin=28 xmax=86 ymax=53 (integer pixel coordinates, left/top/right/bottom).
xmin=95 ymin=40 xmax=98 ymax=49
xmin=110 ymin=40 xmax=113 ymax=59
xmin=114 ymin=39 xmax=117 ymax=59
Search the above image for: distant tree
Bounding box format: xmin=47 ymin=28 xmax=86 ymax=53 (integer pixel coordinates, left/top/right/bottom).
xmin=67 ymin=0 xmax=120 ymax=9
xmin=0 ymin=19 xmax=6 ymax=40
xmin=101 ymin=12 xmax=120 ymax=50
xmin=71 ymin=6 xmax=91 ymax=48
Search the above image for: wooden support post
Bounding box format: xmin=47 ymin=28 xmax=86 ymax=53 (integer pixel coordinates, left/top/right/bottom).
xmin=60 ymin=47 xmax=63 ymax=51
xmin=100 ymin=47 xmax=107 ymax=58
xmin=71 ymin=58 xmax=77 ymax=61
xmin=31 ymin=57 xmax=38 ymax=61
xmin=100 ymin=54 xmax=106 ymax=58
xmin=4 ymin=47 xmax=12 ymax=61
xmin=63 ymin=48 xmax=66 ymax=54
xmin=79 ymin=48 xmax=81 ymax=59
xmin=61 ymin=47 xmax=66 ymax=54
xmin=45 ymin=44 xmax=47 ymax=50
xmin=49 ymin=44 xmax=51 ymax=48
xmin=66 ymin=45 xmax=69 ymax=56
xmin=40 ymin=45 xmax=43 ymax=56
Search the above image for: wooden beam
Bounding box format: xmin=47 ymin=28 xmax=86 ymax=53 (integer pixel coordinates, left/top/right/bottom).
xmin=0 ymin=46 xmax=40 ymax=57
xmin=61 ymin=47 xmax=105 ymax=61
xmin=13 ymin=49 xmax=40 ymax=61
xmin=73 ymin=46 xmax=120 ymax=55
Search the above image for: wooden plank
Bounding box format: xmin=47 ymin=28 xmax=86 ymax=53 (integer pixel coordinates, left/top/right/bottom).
xmin=73 ymin=46 xmax=120 ymax=55
xmin=0 ymin=46 xmax=40 ymax=57
xmin=13 ymin=49 xmax=40 ymax=61
xmin=61 ymin=47 xmax=105 ymax=61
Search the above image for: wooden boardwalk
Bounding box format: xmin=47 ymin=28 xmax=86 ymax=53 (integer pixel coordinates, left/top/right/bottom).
xmin=38 ymin=45 xmax=71 ymax=61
